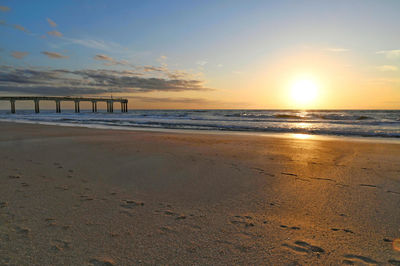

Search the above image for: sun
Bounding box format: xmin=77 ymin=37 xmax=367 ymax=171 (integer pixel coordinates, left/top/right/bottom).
xmin=291 ymin=79 xmax=318 ymax=105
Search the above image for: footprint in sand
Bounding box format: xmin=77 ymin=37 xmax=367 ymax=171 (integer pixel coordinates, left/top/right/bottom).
xmin=387 ymin=190 xmax=400 ymax=195
xmin=230 ymin=216 xmax=254 ymax=227
xmin=50 ymin=239 xmax=71 ymax=251
xmin=388 ymin=259 xmax=400 ymax=265
xmin=89 ymin=258 xmax=115 ymax=266
xmin=280 ymin=224 xmax=301 ymax=230
xmin=0 ymin=201 xmax=8 ymax=208
xmin=55 ymin=185 xmax=69 ymax=191
xmin=158 ymin=209 xmax=186 ymax=220
xmin=15 ymin=225 xmax=30 ymax=236
xmin=159 ymin=226 xmax=176 ymax=233
xmin=342 ymin=254 xmax=378 ymax=265
xmin=252 ymin=167 xmax=275 ymax=177
xmin=281 ymin=172 xmax=298 ymax=177
xmin=310 ymin=177 xmax=335 ymax=182
xmin=45 ymin=218 xmax=57 ymax=227
xmin=164 ymin=210 xmax=175 ymax=215
xmin=9 ymin=175 xmax=21 ymax=179
xmin=331 ymin=228 xmax=354 ymax=234
xmin=120 ymin=200 xmax=144 ymax=209
xmin=359 ymin=184 xmax=378 ymax=188
xmin=282 ymin=240 xmax=325 ymax=255
xmin=80 ymin=195 xmax=94 ymax=201
xmin=175 ymin=214 xmax=186 ymax=220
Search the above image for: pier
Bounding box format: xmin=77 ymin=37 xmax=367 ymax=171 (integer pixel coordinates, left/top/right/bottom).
xmin=0 ymin=96 xmax=128 ymax=113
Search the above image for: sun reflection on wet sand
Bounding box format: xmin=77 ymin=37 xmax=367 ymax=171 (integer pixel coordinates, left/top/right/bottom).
xmin=292 ymin=133 xmax=312 ymax=140
xmin=393 ymin=239 xmax=400 ymax=251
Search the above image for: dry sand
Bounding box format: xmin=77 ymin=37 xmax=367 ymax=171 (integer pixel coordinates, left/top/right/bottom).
xmin=1 ymin=122 xmax=400 ymax=265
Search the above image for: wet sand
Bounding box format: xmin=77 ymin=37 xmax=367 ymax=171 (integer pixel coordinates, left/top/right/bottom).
xmin=1 ymin=121 xmax=400 ymax=265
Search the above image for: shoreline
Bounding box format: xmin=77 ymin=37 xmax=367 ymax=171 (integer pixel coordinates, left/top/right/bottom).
xmin=1 ymin=121 xmax=400 ymax=264
xmin=1 ymin=118 xmax=399 ymax=144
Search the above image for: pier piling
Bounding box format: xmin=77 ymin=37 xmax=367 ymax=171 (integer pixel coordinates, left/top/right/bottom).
xmin=55 ymin=100 xmax=61 ymax=113
xmin=10 ymin=100 xmax=15 ymax=113
xmin=34 ymin=100 xmax=40 ymax=113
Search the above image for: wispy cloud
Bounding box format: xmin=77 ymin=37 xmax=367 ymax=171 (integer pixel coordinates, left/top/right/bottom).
xmin=376 ymin=65 xmax=398 ymax=72
xmin=196 ymin=60 xmax=208 ymax=66
xmin=324 ymin=48 xmax=349 ymax=52
xmin=41 ymin=51 xmax=69 ymax=59
xmin=376 ymin=49 xmax=400 ymax=59
xmin=93 ymin=53 xmax=129 ymax=66
xmin=11 ymin=51 xmax=29 ymax=59
xmin=0 ymin=66 xmax=211 ymax=96
xmin=0 ymin=6 xmax=10 ymax=12
xmin=46 ymin=18 xmax=57 ymax=27
xmin=0 ymin=20 xmax=30 ymax=33
xmin=94 ymin=54 xmax=114 ymax=61
xmin=47 ymin=30 xmax=63 ymax=37
xmin=62 ymin=37 xmax=122 ymax=52
xmin=13 ymin=24 xmax=29 ymax=33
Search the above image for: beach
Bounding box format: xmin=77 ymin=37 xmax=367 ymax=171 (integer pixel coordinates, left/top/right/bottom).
xmin=1 ymin=121 xmax=400 ymax=265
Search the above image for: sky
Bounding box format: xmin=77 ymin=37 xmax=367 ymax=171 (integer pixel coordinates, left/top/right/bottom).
xmin=0 ymin=0 xmax=399 ymax=109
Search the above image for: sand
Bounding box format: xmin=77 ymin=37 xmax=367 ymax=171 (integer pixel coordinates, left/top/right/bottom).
xmin=1 ymin=121 xmax=400 ymax=265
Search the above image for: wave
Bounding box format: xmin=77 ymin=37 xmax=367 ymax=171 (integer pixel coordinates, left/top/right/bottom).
xmin=274 ymin=114 xmax=305 ymax=119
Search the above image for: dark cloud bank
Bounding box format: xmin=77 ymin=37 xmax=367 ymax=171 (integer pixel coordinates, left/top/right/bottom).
xmin=0 ymin=66 xmax=210 ymax=96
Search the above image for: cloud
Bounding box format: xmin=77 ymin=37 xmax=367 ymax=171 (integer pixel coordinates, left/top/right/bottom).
xmin=0 ymin=66 xmax=211 ymax=96
xmin=132 ymin=96 xmax=249 ymax=107
xmin=46 ymin=18 xmax=57 ymax=27
xmin=133 ymin=96 xmax=213 ymax=104
xmin=196 ymin=60 xmax=208 ymax=66
xmin=93 ymin=54 xmax=129 ymax=66
xmin=47 ymin=30 xmax=63 ymax=37
xmin=94 ymin=54 xmax=114 ymax=61
xmin=0 ymin=20 xmax=30 ymax=34
xmin=11 ymin=51 xmax=29 ymax=59
xmin=376 ymin=65 xmax=398 ymax=72
xmin=324 ymin=48 xmax=349 ymax=52
xmin=0 ymin=6 xmax=10 ymax=12
xmin=41 ymin=51 xmax=69 ymax=59
xmin=143 ymin=66 xmax=166 ymax=72
xmin=376 ymin=49 xmax=400 ymax=59
xmin=13 ymin=24 xmax=29 ymax=33
xmin=62 ymin=37 xmax=122 ymax=52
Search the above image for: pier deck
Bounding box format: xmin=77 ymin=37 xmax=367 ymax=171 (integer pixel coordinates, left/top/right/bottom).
xmin=0 ymin=96 xmax=128 ymax=113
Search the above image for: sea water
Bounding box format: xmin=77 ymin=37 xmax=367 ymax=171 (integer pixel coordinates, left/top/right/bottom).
xmin=0 ymin=109 xmax=399 ymax=138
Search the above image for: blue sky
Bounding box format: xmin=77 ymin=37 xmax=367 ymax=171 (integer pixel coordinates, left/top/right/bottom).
xmin=0 ymin=0 xmax=399 ymax=109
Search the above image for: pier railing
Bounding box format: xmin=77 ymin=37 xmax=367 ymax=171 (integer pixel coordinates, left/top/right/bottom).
xmin=0 ymin=96 xmax=128 ymax=113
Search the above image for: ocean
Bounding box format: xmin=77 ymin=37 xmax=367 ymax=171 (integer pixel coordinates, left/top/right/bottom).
xmin=0 ymin=109 xmax=399 ymax=139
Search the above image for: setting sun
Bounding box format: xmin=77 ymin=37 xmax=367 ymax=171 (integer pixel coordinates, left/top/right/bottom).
xmin=291 ymin=79 xmax=318 ymax=105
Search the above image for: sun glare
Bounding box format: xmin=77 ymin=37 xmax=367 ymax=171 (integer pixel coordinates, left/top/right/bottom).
xmin=291 ymin=79 xmax=318 ymax=105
